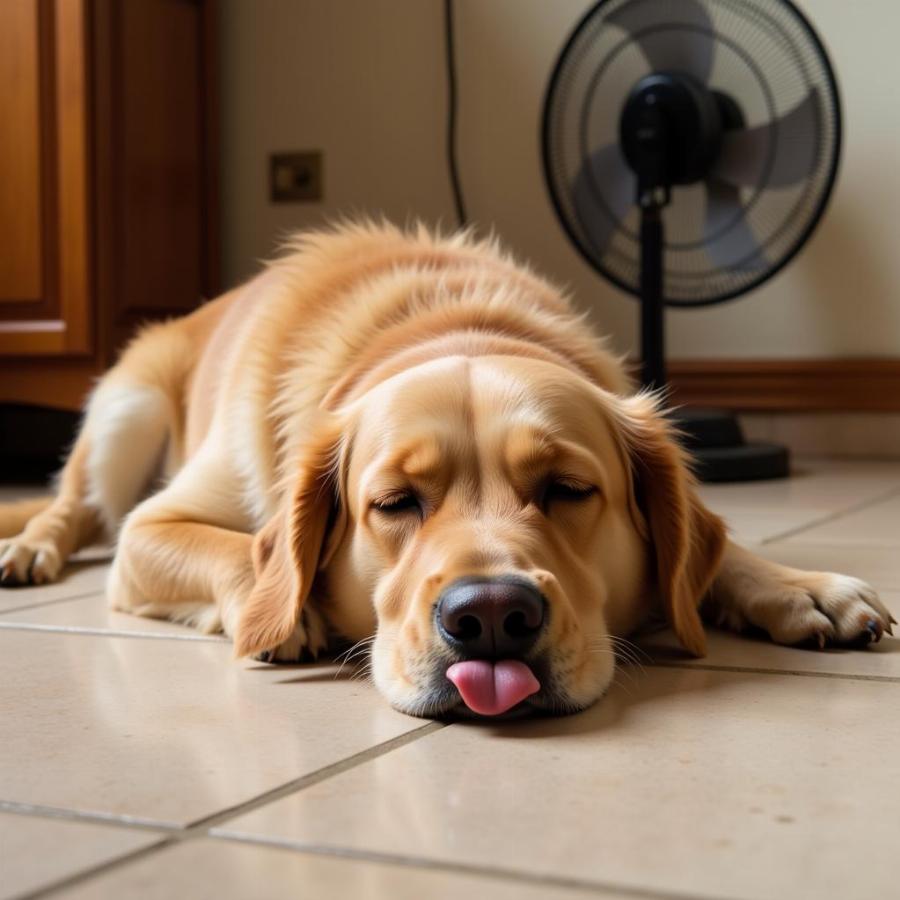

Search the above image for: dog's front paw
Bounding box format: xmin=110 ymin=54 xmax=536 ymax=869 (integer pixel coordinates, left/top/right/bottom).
xmin=800 ymin=573 xmax=895 ymax=646
xmin=0 ymin=537 xmax=63 ymax=587
xmin=736 ymin=572 xmax=895 ymax=648
xmin=253 ymin=606 xmax=329 ymax=663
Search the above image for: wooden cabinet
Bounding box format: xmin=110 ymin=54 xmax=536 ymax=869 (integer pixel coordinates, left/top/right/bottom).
xmin=0 ymin=0 xmax=217 ymax=410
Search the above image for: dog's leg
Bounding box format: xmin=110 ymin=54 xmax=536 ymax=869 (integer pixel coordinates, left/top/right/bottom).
xmin=108 ymin=458 xmax=328 ymax=659
xmin=0 ymin=437 xmax=101 ymax=585
xmin=0 ymin=378 xmax=173 ymax=587
xmin=0 ymin=498 xmax=53 ymax=540
xmin=704 ymin=540 xmax=895 ymax=647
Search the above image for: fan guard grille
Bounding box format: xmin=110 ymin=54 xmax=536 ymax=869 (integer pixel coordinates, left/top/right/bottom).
xmin=543 ymin=0 xmax=841 ymax=306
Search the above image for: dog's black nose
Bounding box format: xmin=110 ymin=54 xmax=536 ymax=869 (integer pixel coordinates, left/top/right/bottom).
xmin=437 ymin=577 xmax=546 ymax=658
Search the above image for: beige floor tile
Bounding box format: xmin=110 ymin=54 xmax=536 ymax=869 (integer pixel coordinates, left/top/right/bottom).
xmin=638 ymin=591 xmax=900 ymax=679
xmin=697 ymin=458 xmax=900 ymax=515
xmin=783 ymin=492 xmax=900 ymax=546
xmin=0 ymin=810 xmax=160 ymax=900
xmin=0 ymin=630 xmax=427 ymax=828
xmin=720 ymin=508 xmax=829 ymax=544
xmin=0 ymin=560 xmax=111 ymax=612
xmin=0 ymin=591 xmax=228 ymax=642
xmin=53 ymin=838 xmax=618 ymax=900
xmin=217 ymin=668 xmax=900 ymax=900
xmin=754 ymin=542 xmax=900 ymax=591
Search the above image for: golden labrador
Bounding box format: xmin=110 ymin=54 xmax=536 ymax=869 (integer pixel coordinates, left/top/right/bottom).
xmin=0 ymin=223 xmax=891 ymax=717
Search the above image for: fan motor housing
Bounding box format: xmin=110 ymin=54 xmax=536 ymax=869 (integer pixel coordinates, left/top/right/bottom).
xmin=543 ymin=0 xmax=842 ymax=306
xmin=620 ymin=72 xmax=725 ymax=189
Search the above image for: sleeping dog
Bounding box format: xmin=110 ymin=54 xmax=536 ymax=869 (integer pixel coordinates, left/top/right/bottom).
xmin=0 ymin=223 xmax=891 ymax=717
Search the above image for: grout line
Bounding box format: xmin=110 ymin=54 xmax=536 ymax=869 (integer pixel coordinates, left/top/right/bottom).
xmin=0 ymin=590 xmax=106 ymax=617
xmin=205 ymin=833 xmax=704 ymax=900
xmin=647 ymin=660 xmax=900 ymax=684
xmin=0 ymin=800 xmax=179 ymax=833
xmin=0 ymin=621 xmax=228 ymax=643
xmin=17 ymin=829 xmax=700 ymax=900
xmin=760 ymin=484 xmax=900 ymax=545
xmin=1 ymin=722 xmax=446 ymax=838
xmin=191 ymin=720 xmax=446 ymax=832
xmin=13 ymin=721 xmax=447 ymax=899
xmin=13 ymin=839 xmax=176 ymax=900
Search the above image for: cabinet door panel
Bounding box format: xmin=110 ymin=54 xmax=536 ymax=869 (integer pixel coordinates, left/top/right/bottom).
xmin=0 ymin=0 xmax=90 ymax=356
xmin=0 ymin=0 xmax=43 ymax=302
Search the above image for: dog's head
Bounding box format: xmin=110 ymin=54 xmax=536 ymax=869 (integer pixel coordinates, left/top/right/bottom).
xmin=235 ymin=355 xmax=725 ymax=717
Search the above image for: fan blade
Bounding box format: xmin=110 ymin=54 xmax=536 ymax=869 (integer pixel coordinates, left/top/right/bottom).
xmin=704 ymin=178 xmax=767 ymax=271
xmin=573 ymin=144 xmax=635 ymax=258
xmin=607 ymin=0 xmax=714 ymax=83
xmin=714 ymin=89 xmax=821 ymax=188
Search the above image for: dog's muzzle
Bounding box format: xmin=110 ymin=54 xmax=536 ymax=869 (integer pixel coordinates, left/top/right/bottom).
xmin=436 ymin=576 xmax=546 ymax=715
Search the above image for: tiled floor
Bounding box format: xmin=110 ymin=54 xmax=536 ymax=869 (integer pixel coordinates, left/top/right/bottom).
xmin=2 ymin=458 xmax=900 ymax=900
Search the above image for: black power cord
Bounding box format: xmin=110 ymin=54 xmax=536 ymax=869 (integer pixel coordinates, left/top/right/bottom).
xmin=444 ymin=0 xmax=467 ymax=228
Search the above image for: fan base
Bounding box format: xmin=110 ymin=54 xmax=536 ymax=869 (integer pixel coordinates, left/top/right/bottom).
xmin=670 ymin=408 xmax=790 ymax=483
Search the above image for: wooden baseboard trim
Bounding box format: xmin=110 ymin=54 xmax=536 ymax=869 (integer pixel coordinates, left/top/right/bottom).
xmin=0 ymin=359 xmax=98 ymax=411
xmin=666 ymin=359 xmax=900 ymax=412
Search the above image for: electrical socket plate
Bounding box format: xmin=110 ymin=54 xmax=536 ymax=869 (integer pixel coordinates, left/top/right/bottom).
xmin=270 ymin=151 xmax=323 ymax=202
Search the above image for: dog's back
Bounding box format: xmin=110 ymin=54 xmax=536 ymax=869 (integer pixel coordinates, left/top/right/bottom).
xmin=180 ymin=222 xmax=631 ymax=511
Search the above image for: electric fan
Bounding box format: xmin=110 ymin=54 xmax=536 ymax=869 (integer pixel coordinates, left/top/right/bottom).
xmin=542 ymin=0 xmax=841 ymax=481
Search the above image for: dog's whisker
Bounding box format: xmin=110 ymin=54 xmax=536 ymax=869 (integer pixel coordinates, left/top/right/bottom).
xmin=608 ymin=635 xmax=652 ymax=664
xmin=611 ymin=648 xmax=650 ymax=669
xmin=334 ymin=635 xmax=375 ymax=663
xmin=590 ymin=649 xmax=640 ymax=688
xmin=343 ymin=646 xmax=374 ymax=665
xmin=584 ymin=637 xmax=646 ymax=683
xmin=600 ymin=636 xmax=649 ymax=673
xmin=614 ymin=648 xmax=644 ymax=669
xmin=348 ymin=661 xmax=374 ymax=684
xmin=334 ymin=636 xmax=376 ymax=679
xmin=609 ymin=669 xmax=636 ymax=699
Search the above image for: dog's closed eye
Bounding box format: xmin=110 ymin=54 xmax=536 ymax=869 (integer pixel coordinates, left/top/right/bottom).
xmin=371 ymin=491 xmax=422 ymax=516
xmin=540 ymin=479 xmax=598 ymax=511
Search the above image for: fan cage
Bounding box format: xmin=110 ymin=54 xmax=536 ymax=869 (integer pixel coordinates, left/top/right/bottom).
xmin=542 ymin=0 xmax=842 ymax=306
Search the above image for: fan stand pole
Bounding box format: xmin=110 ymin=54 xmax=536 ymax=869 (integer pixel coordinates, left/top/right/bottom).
xmin=638 ymin=191 xmax=790 ymax=483
xmin=639 ymin=205 xmax=666 ymax=391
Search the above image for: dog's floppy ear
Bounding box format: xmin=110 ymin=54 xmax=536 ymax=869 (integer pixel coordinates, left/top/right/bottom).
xmin=233 ymin=416 xmax=348 ymax=659
xmin=614 ymin=393 xmax=726 ymax=657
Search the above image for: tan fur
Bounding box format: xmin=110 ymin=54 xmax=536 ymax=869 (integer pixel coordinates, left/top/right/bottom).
xmin=234 ymin=414 xmax=346 ymax=658
xmin=0 ymin=497 xmax=52 ymax=539
xmin=1 ymin=222 xmax=891 ymax=715
xmin=613 ymin=394 xmax=727 ymax=657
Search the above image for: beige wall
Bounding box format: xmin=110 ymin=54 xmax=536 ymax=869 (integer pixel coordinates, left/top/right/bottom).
xmin=219 ymin=0 xmax=900 ymax=360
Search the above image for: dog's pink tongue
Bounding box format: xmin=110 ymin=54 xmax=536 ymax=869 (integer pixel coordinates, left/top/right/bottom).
xmin=446 ymin=660 xmax=539 ymax=716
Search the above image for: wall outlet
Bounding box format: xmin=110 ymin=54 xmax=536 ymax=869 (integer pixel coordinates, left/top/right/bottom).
xmin=270 ymin=151 xmax=323 ymax=202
